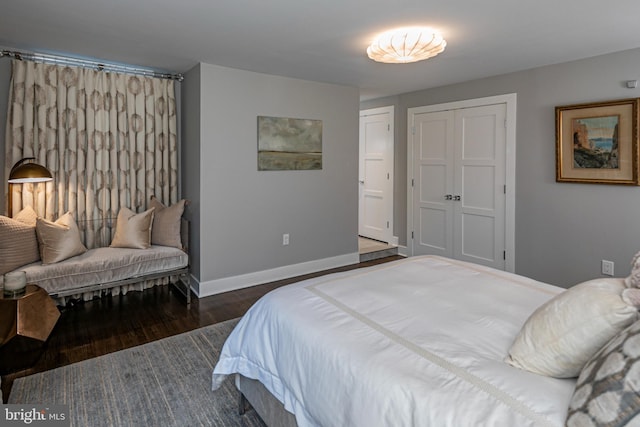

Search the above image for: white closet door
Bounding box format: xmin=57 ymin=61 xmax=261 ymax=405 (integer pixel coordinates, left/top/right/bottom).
xmin=453 ymin=103 xmax=506 ymax=269
xmin=412 ymin=110 xmax=455 ymax=258
xmin=410 ymin=102 xmax=507 ymax=270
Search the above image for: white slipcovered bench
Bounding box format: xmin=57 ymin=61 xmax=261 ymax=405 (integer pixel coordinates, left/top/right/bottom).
xmin=2 ymin=212 xmax=191 ymax=307
xmin=20 ymin=243 xmax=190 ymax=305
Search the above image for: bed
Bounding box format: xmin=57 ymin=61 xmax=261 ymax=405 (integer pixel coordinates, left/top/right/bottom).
xmin=211 ymin=255 xmax=639 ymax=426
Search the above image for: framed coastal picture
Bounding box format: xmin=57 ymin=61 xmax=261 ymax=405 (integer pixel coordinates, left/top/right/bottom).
xmin=258 ymin=116 xmax=323 ymax=171
xmin=556 ymin=98 xmax=639 ymax=185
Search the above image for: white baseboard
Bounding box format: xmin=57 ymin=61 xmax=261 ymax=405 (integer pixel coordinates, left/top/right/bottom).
xmin=397 ymin=245 xmax=409 ymax=257
xmin=194 ymin=252 xmax=360 ymax=298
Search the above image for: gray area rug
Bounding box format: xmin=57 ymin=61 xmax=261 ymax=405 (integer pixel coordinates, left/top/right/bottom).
xmin=9 ymin=318 xmax=266 ymax=427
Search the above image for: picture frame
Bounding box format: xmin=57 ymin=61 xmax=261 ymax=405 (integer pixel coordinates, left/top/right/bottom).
xmin=257 ymin=116 xmax=323 ymax=171
xmin=556 ymin=98 xmax=639 ymax=185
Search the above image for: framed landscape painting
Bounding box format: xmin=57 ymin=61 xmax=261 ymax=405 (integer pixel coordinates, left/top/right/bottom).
xmin=258 ymin=116 xmax=323 ymax=171
xmin=556 ymin=98 xmax=639 ymax=185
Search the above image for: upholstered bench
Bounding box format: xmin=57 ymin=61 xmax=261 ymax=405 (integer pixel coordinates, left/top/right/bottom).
xmin=1 ymin=198 xmax=191 ymax=306
xmin=19 ymin=244 xmax=190 ymax=304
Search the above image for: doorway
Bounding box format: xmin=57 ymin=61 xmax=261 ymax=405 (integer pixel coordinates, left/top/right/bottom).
xmin=359 ymin=106 xmax=394 ymax=248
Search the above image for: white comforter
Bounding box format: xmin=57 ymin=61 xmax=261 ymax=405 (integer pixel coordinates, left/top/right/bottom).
xmin=212 ymin=256 xmax=576 ymax=427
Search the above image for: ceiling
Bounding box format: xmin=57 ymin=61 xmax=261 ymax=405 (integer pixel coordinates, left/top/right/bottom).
xmin=2 ymin=0 xmax=640 ymax=100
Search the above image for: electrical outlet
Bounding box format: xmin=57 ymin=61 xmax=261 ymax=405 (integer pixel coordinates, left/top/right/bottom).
xmin=282 ymin=234 xmax=290 ymax=246
xmin=602 ymin=260 xmax=614 ymax=276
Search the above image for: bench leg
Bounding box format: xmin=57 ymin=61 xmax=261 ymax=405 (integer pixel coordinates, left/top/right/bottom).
xmin=173 ymin=271 xmax=192 ymax=307
xmin=183 ymin=272 xmax=191 ymax=307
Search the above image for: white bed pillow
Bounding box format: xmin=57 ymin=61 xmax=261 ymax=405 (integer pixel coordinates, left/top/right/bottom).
xmin=505 ymin=278 xmax=640 ymax=378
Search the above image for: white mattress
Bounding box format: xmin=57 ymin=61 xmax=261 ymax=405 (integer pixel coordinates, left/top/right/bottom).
xmin=212 ymin=255 xmax=576 ymax=427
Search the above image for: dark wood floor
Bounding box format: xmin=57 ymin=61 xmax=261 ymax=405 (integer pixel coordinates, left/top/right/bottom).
xmin=1 ymin=255 xmax=402 ymax=402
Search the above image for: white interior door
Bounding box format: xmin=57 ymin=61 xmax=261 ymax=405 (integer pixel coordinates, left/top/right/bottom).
xmin=453 ymin=103 xmax=506 ymax=268
xmin=411 ymin=110 xmax=455 ymax=258
xmin=409 ymin=97 xmax=512 ymax=271
xmin=359 ymin=106 xmax=394 ymax=243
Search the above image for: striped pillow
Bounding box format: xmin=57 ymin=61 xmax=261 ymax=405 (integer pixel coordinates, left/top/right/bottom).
xmin=0 ymin=212 xmax=40 ymax=275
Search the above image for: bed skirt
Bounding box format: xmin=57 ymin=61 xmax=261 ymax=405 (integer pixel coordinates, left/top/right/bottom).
xmin=237 ymin=374 xmax=298 ymax=427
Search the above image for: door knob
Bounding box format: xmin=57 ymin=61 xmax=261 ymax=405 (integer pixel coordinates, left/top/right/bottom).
xmin=454 ymin=195 xmax=461 ymax=201
xmin=444 ymin=194 xmax=453 ymax=200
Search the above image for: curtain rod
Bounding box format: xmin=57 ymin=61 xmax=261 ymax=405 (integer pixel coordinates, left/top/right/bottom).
xmin=0 ymin=49 xmax=184 ymax=82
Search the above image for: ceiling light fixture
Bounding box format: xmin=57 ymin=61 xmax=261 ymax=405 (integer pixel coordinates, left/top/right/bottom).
xmin=367 ymin=27 xmax=446 ymax=64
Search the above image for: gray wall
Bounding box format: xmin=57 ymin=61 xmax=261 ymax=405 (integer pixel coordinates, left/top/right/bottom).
xmin=183 ymin=63 xmax=360 ymax=293
xmin=362 ymin=47 xmax=640 ymax=288
xmin=0 ymin=59 xmax=10 ymax=214
xmin=181 ymin=64 xmax=202 ymax=280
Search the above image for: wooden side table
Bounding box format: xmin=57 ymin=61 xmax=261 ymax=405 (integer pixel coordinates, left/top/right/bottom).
xmin=0 ymin=284 xmax=60 ymax=374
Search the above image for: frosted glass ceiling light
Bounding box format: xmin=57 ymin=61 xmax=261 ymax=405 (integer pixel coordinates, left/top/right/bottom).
xmin=367 ymin=27 xmax=446 ymax=64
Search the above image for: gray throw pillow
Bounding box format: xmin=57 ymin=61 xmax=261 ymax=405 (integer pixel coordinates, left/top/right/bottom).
xmin=566 ymin=319 xmax=640 ymax=427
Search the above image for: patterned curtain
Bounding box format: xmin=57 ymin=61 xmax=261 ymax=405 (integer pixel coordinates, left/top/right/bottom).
xmin=5 ymin=60 xmax=178 ymax=229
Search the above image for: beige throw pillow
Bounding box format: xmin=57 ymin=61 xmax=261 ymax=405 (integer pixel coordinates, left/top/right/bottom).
xmin=36 ymin=213 xmax=87 ymax=264
xmin=149 ymin=196 xmax=185 ymax=248
xmin=0 ymin=210 xmax=41 ymax=274
xmin=505 ymin=278 xmax=640 ymax=378
xmin=14 ymin=205 xmax=38 ymax=226
xmin=110 ymin=207 xmax=155 ymax=249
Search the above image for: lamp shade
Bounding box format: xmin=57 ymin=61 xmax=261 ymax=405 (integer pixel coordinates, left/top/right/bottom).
xmin=8 ymin=158 xmax=53 ymax=183
xmin=367 ymin=27 xmax=446 ymax=64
